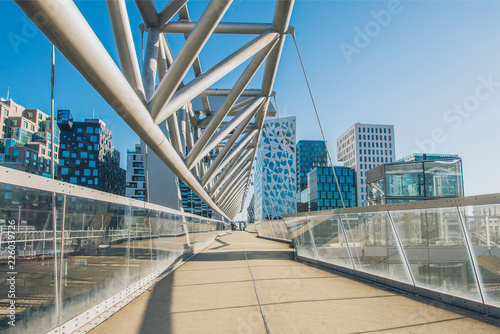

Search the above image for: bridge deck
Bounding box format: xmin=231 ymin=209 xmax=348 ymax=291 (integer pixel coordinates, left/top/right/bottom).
xmin=91 ymin=232 xmax=499 ymax=333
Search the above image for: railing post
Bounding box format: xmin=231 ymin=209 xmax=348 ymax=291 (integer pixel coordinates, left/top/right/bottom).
xmin=387 ymin=211 xmax=416 ymax=292
xmin=338 ymin=214 xmax=356 ymax=270
xmin=456 ymin=206 xmax=486 ymax=306
xmin=305 ymin=215 xmax=320 ymax=261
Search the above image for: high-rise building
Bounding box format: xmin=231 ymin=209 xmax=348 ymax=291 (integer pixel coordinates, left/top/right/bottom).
xmin=57 ymin=110 xmax=125 ymax=195
xmin=0 ymin=98 xmax=60 ymax=177
xmin=337 ymin=123 xmax=395 ymax=207
xmin=308 ymin=166 xmax=356 ymax=211
xmin=179 ymin=180 xmax=213 ymax=218
xmin=125 ymin=144 xmax=147 ymax=201
xmin=253 ymin=116 xmax=296 ymax=220
xmin=296 ymin=140 xmax=328 ymax=192
xmin=366 ymin=156 xmax=463 ymax=205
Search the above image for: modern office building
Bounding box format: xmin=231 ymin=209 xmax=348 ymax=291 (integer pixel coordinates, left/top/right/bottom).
xmin=337 ymin=123 xmax=395 ymax=207
xmin=296 ymin=140 xmax=328 ymax=192
xmin=0 ymin=98 xmax=60 ymax=177
xmin=308 ymin=166 xmax=356 ymax=211
xmin=57 ymin=110 xmax=125 ymax=195
xmin=125 ymin=144 xmax=147 ymax=201
xmin=366 ymin=156 xmax=463 ymax=205
xmin=398 ymin=153 xmax=460 ymax=162
xmin=179 ymin=180 xmax=213 ymax=218
xmin=253 ymin=116 xmax=296 ymax=220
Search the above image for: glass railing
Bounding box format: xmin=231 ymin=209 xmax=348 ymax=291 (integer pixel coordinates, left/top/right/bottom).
xmin=256 ymin=195 xmax=500 ymax=316
xmin=255 ymin=219 xmax=291 ymax=242
xmin=0 ymin=167 xmax=228 ymax=333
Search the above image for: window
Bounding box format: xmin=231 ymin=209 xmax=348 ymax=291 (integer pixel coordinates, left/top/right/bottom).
xmin=71 ymin=153 xmax=76 ymax=158
xmin=94 ymin=144 xmax=99 ymax=150
xmin=12 ymin=149 xmax=19 ymax=157
xmin=59 ymin=159 xmax=64 ymax=166
xmin=90 ymin=135 xmax=98 ymax=142
xmin=84 ymin=169 xmax=91 ymax=176
xmin=62 ymin=151 xmax=69 ymax=158
xmin=61 ymin=168 xmax=68 ymax=175
xmin=75 ymin=171 xmax=80 ymax=175
xmin=89 ymin=161 xmax=96 ymax=167
xmin=70 ymin=177 xmax=77 ymax=184
xmin=23 ymin=121 xmax=28 ymax=128
xmin=86 ymin=127 xmax=93 ymax=133
xmin=81 ymin=177 xmax=86 ymax=182
xmin=81 ymin=152 xmax=88 ymax=158
xmin=93 ymin=170 xmax=98 ymax=176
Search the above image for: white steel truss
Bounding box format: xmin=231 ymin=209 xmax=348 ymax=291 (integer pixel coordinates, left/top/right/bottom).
xmin=14 ymin=0 xmax=294 ymax=220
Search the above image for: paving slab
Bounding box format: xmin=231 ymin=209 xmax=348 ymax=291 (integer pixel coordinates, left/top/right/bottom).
xmin=91 ymin=231 xmax=500 ymax=334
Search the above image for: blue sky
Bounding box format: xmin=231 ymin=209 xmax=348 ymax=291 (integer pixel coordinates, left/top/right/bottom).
xmin=1 ymin=0 xmax=500 ymax=204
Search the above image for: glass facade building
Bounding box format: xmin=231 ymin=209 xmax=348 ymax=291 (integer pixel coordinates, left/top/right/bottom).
xmin=253 ymin=116 xmax=296 ymax=220
xmin=296 ymin=140 xmax=328 ymax=192
xmin=308 ymin=166 xmax=356 ymax=210
xmin=367 ymin=157 xmax=464 ymax=205
xmin=337 ymin=124 xmax=395 ymax=207
xmin=57 ymin=110 xmax=126 ymax=195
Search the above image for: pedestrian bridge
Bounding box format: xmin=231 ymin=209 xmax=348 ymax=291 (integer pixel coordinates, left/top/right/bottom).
xmin=1 ymin=167 xmax=500 ymax=333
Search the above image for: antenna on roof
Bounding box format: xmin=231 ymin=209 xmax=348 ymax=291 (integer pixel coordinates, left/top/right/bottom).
xmin=93 ymin=108 xmax=95 ymax=119
xmin=6 ymin=87 xmax=9 ymax=100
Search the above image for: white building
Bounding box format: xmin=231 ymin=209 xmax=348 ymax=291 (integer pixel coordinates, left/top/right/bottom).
xmin=125 ymin=144 xmax=147 ymax=201
xmin=253 ymin=116 xmax=297 ymax=220
xmin=337 ymin=123 xmax=395 ymax=206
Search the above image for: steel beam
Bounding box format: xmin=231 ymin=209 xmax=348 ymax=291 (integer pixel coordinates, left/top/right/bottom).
xmin=148 ymin=0 xmax=232 ymax=119
xmin=142 ymin=29 xmax=160 ymax=100
xmin=159 ymin=0 xmax=188 ymax=27
xmin=106 ymin=0 xmax=145 ymax=103
xmin=210 ymin=147 xmax=254 ymax=196
xmin=215 ymin=163 xmax=250 ymax=203
xmin=200 ymin=88 xmax=264 ymax=97
xmin=193 ymin=96 xmax=264 ymax=167
xmin=153 ymin=30 xmax=278 ymax=124
xmin=134 ymin=0 xmax=159 ymax=28
xmin=14 ymin=0 xmax=228 ymax=219
xmin=162 ymin=22 xmax=274 ymax=34
xmin=218 ymin=170 xmax=250 ymax=207
xmin=202 ymin=128 xmax=256 ymax=188
xmin=184 ymin=41 xmax=275 ymax=169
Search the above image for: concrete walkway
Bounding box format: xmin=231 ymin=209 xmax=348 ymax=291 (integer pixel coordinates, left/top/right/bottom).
xmin=91 ymin=232 xmax=500 ymax=334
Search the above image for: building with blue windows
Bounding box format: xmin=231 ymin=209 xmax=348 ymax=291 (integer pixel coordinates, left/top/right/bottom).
xmin=57 ymin=110 xmax=125 ymax=195
xmin=296 ymin=140 xmax=328 ymax=192
xmin=307 ymin=166 xmax=356 ymax=211
xmin=0 ymin=98 xmax=60 ymax=177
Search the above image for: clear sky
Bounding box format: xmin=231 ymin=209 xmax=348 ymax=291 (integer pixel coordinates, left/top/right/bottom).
xmin=1 ymin=1 xmax=499 ymax=218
